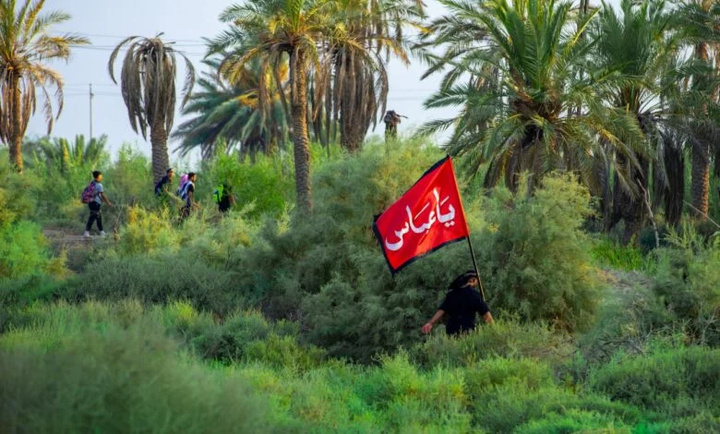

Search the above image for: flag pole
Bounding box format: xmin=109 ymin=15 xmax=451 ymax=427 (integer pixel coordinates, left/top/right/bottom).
xmin=447 ymin=155 xmax=487 ymax=300
xmin=466 ymin=236 xmax=486 ymax=300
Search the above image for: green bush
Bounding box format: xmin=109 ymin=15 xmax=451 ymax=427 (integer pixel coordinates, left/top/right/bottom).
xmin=652 ymin=226 xmax=720 ymax=345
xmin=0 ymin=221 xmax=64 ymax=280
xmin=515 ymin=409 xmax=631 ymax=433
xmin=410 ymin=319 xmax=574 ymax=368
xmin=0 ymin=158 xmax=36 ymax=224
xmin=588 ymin=346 xmax=720 ymax=417
xmin=103 ymin=145 xmax=155 ymax=210
xmin=223 ymin=145 xmax=603 ymax=360
xmin=477 ymin=174 xmax=600 ymax=332
xmin=204 ymin=152 xmax=294 ymax=219
xmin=591 ymin=237 xmax=645 ymax=271
xmin=62 ymin=253 xmax=243 ymax=316
xmin=0 ymin=275 xmax=67 ymax=331
xmin=0 ymin=317 xmax=268 ymax=433
xmin=577 ymin=279 xmax=673 ymax=369
xmin=117 ymin=206 xmax=181 ymax=255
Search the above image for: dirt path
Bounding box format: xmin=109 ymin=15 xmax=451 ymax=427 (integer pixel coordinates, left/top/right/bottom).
xmin=43 ymin=228 xmax=110 ymax=271
xmin=43 ymin=229 xmax=94 ymax=246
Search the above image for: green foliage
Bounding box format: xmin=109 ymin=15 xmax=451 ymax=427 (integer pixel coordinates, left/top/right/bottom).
xmin=221 ymin=146 xmax=602 ymax=360
xmin=0 ymin=158 xmax=65 ymax=280
xmin=588 ymin=345 xmax=720 ymax=418
xmin=0 ymin=310 xmax=268 ymax=433
xmin=591 ymin=237 xmax=646 ymax=271
xmin=204 ymin=152 xmax=294 ymax=219
xmin=0 ymin=158 xmax=36 ymax=223
xmin=4 ymin=135 xmax=720 ymax=431
xmin=577 ymin=278 xmax=673 ymax=369
xmin=117 ymin=206 xmax=181 ymax=255
xmin=0 ymin=220 xmax=63 ymax=279
xmin=478 ymin=174 xmax=601 ymax=332
xmin=652 ymin=225 xmax=720 ymax=345
xmin=411 ymin=319 xmax=574 ymax=368
xmin=62 ymin=253 xmax=242 ymax=316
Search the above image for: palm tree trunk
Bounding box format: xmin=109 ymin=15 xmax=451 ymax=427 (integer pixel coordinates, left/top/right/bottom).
xmin=691 ymin=139 xmax=710 ymax=219
xmin=150 ymin=119 xmax=169 ymax=184
xmin=338 ymin=55 xmax=371 ymax=153
xmin=610 ymin=153 xmax=649 ymax=244
xmin=665 ymin=143 xmax=685 ymax=226
xmin=9 ymin=76 xmax=24 ymax=172
xmin=290 ymin=51 xmax=313 ymax=212
xmin=691 ymin=42 xmax=710 ymax=219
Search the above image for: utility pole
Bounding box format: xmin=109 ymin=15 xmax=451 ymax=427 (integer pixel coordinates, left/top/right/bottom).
xmin=89 ymin=83 xmax=94 ymax=141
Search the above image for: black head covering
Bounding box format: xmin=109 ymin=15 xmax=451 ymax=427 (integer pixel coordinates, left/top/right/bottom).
xmin=449 ymin=270 xmax=478 ymax=290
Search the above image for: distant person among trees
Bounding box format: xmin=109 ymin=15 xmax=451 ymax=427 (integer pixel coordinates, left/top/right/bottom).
xmin=214 ymin=183 xmax=236 ymax=214
xmin=82 ymin=170 xmax=113 ymax=238
xmin=180 ymin=172 xmax=198 ymax=219
xmin=421 ymin=271 xmax=494 ymax=336
xmin=154 ymin=168 xmax=175 ymax=199
xmin=383 ymin=110 xmax=405 ymax=140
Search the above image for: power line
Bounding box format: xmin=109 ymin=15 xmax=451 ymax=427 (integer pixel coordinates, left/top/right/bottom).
xmin=57 ymin=32 xmax=206 ymax=44
xmin=69 ymin=45 xmax=206 ymax=56
xmin=65 ymin=83 xmax=116 ymax=87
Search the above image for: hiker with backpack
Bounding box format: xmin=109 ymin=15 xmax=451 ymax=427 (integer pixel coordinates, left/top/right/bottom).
xmin=213 ymin=183 xmax=236 ymax=214
xmin=82 ymin=171 xmax=113 ymax=238
xmin=154 ymin=168 xmax=175 ymax=201
xmin=180 ymin=172 xmax=197 ymax=219
xmin=176 ymin=173 xmax=189 ymax=198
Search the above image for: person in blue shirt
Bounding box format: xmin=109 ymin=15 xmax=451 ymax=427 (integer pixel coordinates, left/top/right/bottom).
xmin=84 ymin=171 xmax=113 ymax=238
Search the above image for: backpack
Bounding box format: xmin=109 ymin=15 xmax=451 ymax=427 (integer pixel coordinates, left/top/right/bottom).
xmin=212 ymin=185 xmax=224 ymax=204
xmin=176 ymin=174 xmax=189 ymax=197
xmin=81 ymin=181 xmax=96 ymax=204
xmin=179 ymin=181 xmax=193 ymax=201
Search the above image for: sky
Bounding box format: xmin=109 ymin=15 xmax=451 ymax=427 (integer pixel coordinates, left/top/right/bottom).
xmin=27 ymin=0 xmax=453 ymax=163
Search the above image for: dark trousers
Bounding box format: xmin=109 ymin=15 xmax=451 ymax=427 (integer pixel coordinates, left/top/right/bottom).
xmin=86 ymin=202 xmax=103 ymax=232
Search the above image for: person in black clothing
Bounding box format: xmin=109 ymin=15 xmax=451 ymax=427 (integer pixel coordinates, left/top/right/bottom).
xmin=154 ymin=168 xmax=175 ymax=197
xmin=421 ymin=271 xmax=493 ymax=336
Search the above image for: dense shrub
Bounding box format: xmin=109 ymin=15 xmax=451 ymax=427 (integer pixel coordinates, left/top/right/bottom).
xmin=62 ymin=253 xmax=243 ymax=315
xmin=590 ymin=237 xmax=646 ymax=271
xmin=117 ymin=206 xmax=181 ymax=255
xmin=0 ymin=160 xmax=62 ymax=279
xmin=0 ymin=317 xmax=268 ymax=433
xmin=652 ymin=226 xmax=720 ymax=345
xmin=588 ymin=345 xmax=720 ymax=417
xmin=577 ymin=277 xmax=673 ymax=369
xmin=225 ymin=146 xmax=601 ymax=360
xmin=478 ymin=174 xmax=600 ymax=332
xmin=103 ymin=145 xmax=155 ymax=210
xmin=410 ymin=319 xmax=574 ymax=368
xmin=0 ymin=221 xmax=64 ymax=279
xmin=3 ymin=301 xmax=324 ymax=370
xmin=203 ymin=153 xmax=294 ymax=219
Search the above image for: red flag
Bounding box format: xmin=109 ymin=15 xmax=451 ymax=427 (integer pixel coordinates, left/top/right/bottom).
xmin=373 ymin=156 xmax=470 ymax=273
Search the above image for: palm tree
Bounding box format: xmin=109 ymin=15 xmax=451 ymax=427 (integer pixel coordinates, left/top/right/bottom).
xmin=26 ymin=134 xmax=107 ymax=172
xmin=320 ymin=0 xmax=423 ymax=152
xmin=0 ymin=0 xmax=88 ymax=172
xmin=676 ymin=0 xmax=720 ymax=219
xmin=173 ymin=57 xmax=290 ymax=161
xmin=108 ymin=35 xmax=196 ymax=184
xmin=416 ymin=0 xmax=642 ymax=192
xmin=212 ymin=0 xmax=339 ymax=212
xmin=592 ymin=0 xmax=715 ymax=236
